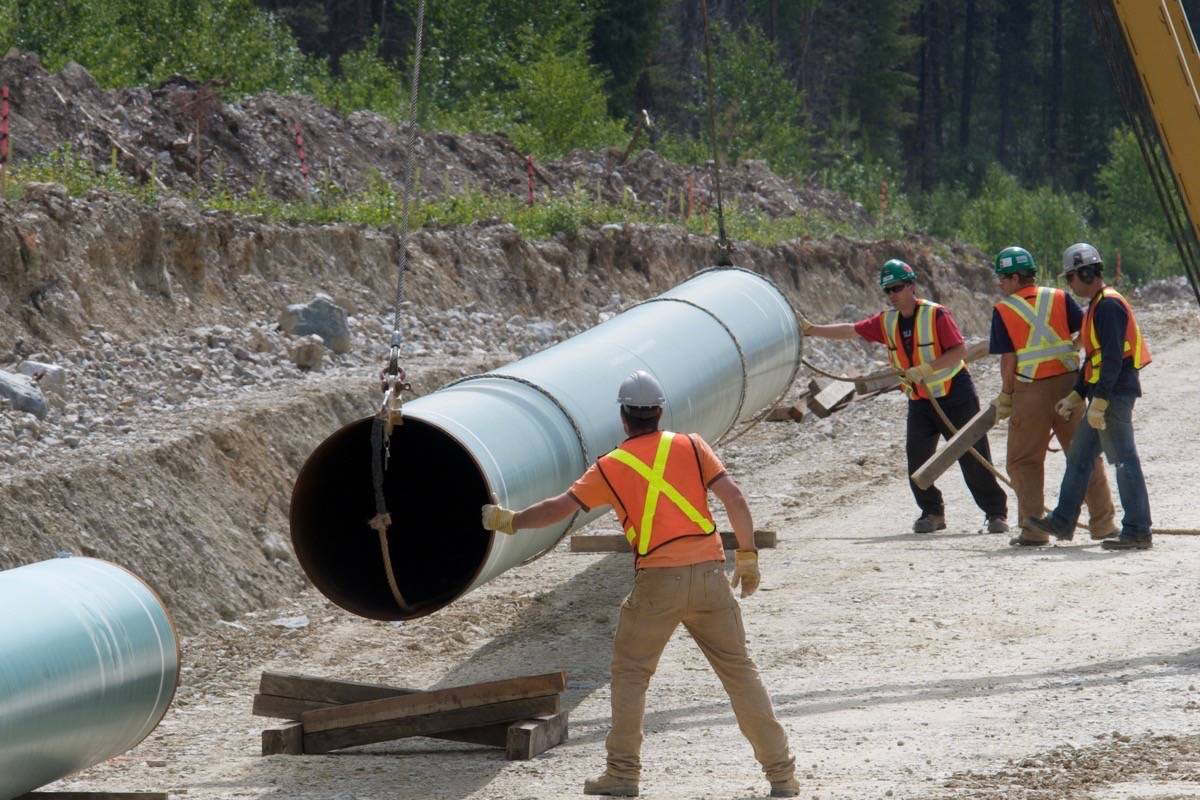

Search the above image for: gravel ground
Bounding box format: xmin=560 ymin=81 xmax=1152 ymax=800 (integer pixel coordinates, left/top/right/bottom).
xmin=29 ymin=296 xmax=1200 ymax=800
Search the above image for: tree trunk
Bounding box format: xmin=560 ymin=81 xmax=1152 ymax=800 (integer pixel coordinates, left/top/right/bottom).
xmin=959 ymin=0 xmax=975 ymax=151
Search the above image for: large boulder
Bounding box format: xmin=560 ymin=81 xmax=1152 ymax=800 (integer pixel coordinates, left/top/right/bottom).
xmin=0 ymin=370 xmax=49 ymax=418
xmin=278 ymin=294 xmax=351 ymax=354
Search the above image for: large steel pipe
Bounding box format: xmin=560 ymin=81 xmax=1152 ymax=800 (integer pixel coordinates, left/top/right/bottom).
xmin=0 ymin=557 xmax=179 ymax=800
xmin=291 ymin=267 xmax=801 ymax=621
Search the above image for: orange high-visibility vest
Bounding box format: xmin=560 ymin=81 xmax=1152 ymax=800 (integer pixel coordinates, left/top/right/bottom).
xmin=882 ymin=299 xmax=965 ymax=400
xmin=995 ymin=285 xmax=1080 ymax=381
xmin=1082 ymin=287 xmax=1151 ymax=385
xmin=595 ymin=431 xmax=716 ymax=556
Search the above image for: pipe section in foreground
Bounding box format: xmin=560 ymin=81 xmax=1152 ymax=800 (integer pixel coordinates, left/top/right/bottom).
xmin=291 ymin=267 xmax=801 ymax=621
xmin=0 ymin=557 xmax=179 ymax=800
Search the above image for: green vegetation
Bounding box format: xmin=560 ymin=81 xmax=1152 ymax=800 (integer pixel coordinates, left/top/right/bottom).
xmin=0 ymin=0 xmax=1193 ymax=283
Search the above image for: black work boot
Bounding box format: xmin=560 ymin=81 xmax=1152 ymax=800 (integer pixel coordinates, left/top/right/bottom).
xmin=913 ymin=513 xmax=946 ymax=534
xmin=1101 ymin=536 xmax=1152 ymax=551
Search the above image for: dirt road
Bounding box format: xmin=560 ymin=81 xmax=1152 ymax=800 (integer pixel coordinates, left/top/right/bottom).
xmin=44 ymin=303 xmax=1200 ymax=800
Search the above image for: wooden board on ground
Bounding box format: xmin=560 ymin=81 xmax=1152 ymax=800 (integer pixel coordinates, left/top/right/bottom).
xmin=807 ymin=379 xmax=856 ymax=418
xmin=570 ymin=529 xmax=776 ymax=553
xmin=301 ymin=672 xmax=567 ymax=733
xmin=506 ymin=712 xmax=569 ymax=760
xmin=854 ymin=371 xmax=900 ymax=394
xmin=18 ymin=794 xmax=169 ymax=800
xmin=303 ymin=695 xmax=561 ymax=754
xmin=262 ymin=721 xmax=304 ymax=755
xmin=259 ymin=672 xmax=415 ymax=705
xmin=911 ymin=403 xmax=998 ymax=490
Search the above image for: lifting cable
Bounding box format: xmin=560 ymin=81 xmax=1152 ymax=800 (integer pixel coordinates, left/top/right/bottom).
xmin=367 ymin=0 xmax=428 ymax=613
xmin=699 ymin=0 xmax=733 ymax=267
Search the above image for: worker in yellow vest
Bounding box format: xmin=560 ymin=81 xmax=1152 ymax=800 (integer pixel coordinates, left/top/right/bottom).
xmin=989 ymin=246 xmax=1117 ymax=547
xmin=1025 ymin=243 xmax=1153 ymax=550
xmin=481 ymin=370 xmax=798 ymax=798
xmin=804 ymin=259 xmax=1009 ymax=534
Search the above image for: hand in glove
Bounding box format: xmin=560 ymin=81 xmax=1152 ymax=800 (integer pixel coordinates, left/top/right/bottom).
xmin=903 ymin=362 xmax=936 ymax=384
xmin=993 ymin=391 xmax=1013 ymax=421
xmin=1055 ymin=390 xmax=1084 ymax=419
xmin=799 ymin=314 xmax=815 ymax=336
xmin=481 ymin=504 xmax=517 ymax=534
xmin=729 ymin=550 xmax=760 ymax=598
xmin=1086 ymin=397 xmax=1109 ymax=431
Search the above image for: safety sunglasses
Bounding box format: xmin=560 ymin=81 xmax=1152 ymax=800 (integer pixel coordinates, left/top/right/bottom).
xmin=883 ymin=283 xmax=908 ymax=295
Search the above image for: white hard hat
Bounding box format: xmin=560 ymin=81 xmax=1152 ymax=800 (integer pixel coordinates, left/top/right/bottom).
xmin=1061 ymin=242 xmax=1103 ymax=278
xmin=617 ymin=369 xmax=666 ymax=408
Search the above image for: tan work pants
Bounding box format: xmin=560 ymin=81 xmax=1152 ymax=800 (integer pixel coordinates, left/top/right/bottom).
xmin=605 ymin=561 xmax=795 ymax=782
xmin=1009 ymin=372 xmax=1116 ymax=540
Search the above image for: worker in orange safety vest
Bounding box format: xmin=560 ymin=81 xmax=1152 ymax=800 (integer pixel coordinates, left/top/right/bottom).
xmin=1024 ymin=243 xmax=1153 ymax=551
xmin=803 ymin=259 xmax=1009 ymax=534
xmin=989 ymin=246 xmax=1117 ymax=547
xmin=481 ymin=369 xmax=798 ymax=798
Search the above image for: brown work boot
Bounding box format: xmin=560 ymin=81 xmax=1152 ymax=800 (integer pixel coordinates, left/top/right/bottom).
xmin=769 ymin=775 xmax=800 ymax=797
xmin=583 ymin=772 xmax=639 ymax=797
xmin=913 ymin=513 xmax=946 ymax=534
xmin=1090 ymin=526 xmax=1119 ymax=541
xmin=986 ymin=515 xmax=1010 ymax=534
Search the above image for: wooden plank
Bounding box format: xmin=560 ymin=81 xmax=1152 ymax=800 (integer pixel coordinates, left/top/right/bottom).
xmin=262 ymin=721 xmax=304 ymax=755
xmin=506 ymin=712 xmax=570 ymax=760
xmin=304 ymin=695 xmax=560 ymax=754
xmin=254 ymin=693 xmax=510 ymax=748
xmin=854 ymin=372 xmax=900 ymax=394
xmin=259 ymin=672 xmax=414 ymax=705
xmin=571 ymin=530 xmax=775 ymax=553
xmin=301 ymin=672 xmax=567 ymax=733
xmin=911 ymin=403 xmax=997 ymax=490
xmin=807 ymin=379 xmax=855 ymax=418
xmin=17 ymin=795 xmax=168 ymax=800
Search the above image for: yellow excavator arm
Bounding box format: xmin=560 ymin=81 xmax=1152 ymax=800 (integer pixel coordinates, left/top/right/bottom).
xmin=1091 ymin=0 xmax=1200 ymax=305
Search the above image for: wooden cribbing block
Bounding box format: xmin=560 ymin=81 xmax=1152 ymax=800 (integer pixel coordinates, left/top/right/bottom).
xmin=506 ymin=712 xmax=569 ymax=760
xmin=570 ymin=529 xmax=776 ymax=553
xmin=262 ymin=721 xmax=304 ymax=755
xmin=304 ymin=694 xmax=561 ymax=754
xmin=854 ymin=371 xmax=900 ymax=394
xmin=254 ymin=673 xmax=514 ymax=748
xmin=301 ymin=672 xmax=567 ymax=734
xmin=807 ymin=379 xmax=856 ymax=418
xmin=911 ymin=403 xmax=997 ymax=490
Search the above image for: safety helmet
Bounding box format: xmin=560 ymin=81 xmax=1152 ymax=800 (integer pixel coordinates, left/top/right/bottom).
xmin=1060 ymin=242 xmax=1103 ymax=278
xmin=994 ymin=246 xmax=1036 ymax=276
xmin=617 ymin=369 xmax=666 ymax=410
xmin=879 ymin=259 xmax=916 ymax=288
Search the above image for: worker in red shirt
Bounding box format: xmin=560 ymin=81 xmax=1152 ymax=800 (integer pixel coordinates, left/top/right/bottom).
xmin=481 ymin=370 xmax=798 ymax=798
xmin=804 ymin=259 xmax=1009 ymax=534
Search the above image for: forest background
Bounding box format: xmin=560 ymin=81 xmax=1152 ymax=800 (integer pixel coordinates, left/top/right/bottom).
xmin=2 ymin=0 xmax=1198 ymax=284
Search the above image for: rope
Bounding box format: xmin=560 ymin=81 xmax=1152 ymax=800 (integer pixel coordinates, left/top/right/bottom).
xmin=390 ymin=0 xmax=427 ymax=332
xmin=698 ymin=0 xmax=732 ymax=267
xmin=367 ymin=0 xmax=426 ymax=613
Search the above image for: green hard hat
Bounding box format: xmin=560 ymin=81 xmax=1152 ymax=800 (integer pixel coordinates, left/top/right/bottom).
xmin=995 ymin=246 xmax=1036 ymax=275
xmin=879 ymin=259 xmax=916 ymax=288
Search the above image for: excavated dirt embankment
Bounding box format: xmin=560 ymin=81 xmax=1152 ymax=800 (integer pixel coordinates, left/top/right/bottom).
xmin=0 ymin=185 xmax=997 ymax=632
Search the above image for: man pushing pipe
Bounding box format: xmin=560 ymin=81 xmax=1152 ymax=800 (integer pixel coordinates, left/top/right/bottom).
xmin=481 ymin=369 xmax=799 ymax=798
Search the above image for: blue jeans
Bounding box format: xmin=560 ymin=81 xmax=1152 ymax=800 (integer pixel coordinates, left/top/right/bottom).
xmin=1048 ymin=393 xmax=1152 ymax=538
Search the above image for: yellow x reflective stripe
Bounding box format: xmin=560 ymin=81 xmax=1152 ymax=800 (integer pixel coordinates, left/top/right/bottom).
xmin=607 ymin=432 xmax=716 ymax=555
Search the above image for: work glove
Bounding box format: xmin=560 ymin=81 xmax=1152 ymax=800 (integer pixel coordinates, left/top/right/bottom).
xmin=729 ymin=550 xmax=760 ymax=598
xmin=1086 ymin=397 xmax=1109 ymax=431
xmin=993 ymin=391 xmax=1013 ymax=421
xmin=1055 ymin=390 xmax=1084 ymax=420
xmin=799 ymin=313 xmax=815 ymax=336
xmin=481 ymin=504 xmax=517 ymax=534
xmin=903 ymin=362 xmax=936 ymax=384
